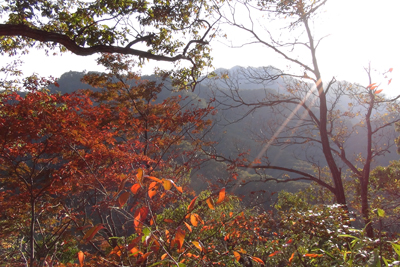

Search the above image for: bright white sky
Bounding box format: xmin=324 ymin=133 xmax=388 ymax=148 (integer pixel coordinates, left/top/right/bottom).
xmin=2 ymin=0 xmax=399 ymax=96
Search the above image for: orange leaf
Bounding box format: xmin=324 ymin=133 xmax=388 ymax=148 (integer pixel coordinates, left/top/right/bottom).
xmin=370 ymin=85 xmax=378 ymax=90
xmin=269 ymin=251 xmax=281 ymax=257
xmin=367 ymin=83 xmax=376 ymax=89
xmin=184 ymin=221 xmax=192 ymax=232
xmin=137 ymin=252 xmax=152 ymax=264
xmin=288 ymin=252 xmax=295 ymax=264
xmin=304 ymin=253 xmax=323 ymax=258
xmin=161 ymin=253 xmax=168 ymax=260
xmin=233 ymin=251 xmax=241 ymax=262
xmin=252 ymin=256 xmax=264 ymax=264
xmin=216 ymin=188 xmax=226 ymax=204
xmin=190 ymin=213 xmax=198 ymax=226
xmin=131 ymin=184 xmax=141 ymax=194
xmin=118 ymin=192 xmax=130 ymax=207
xmin=187 ymin=196 xmax=198 ymax=211
xmin=109 ymin=245 xmax=122 ymax=256
xmin=192 ymin=241 xmax=202 ymax=251
xmin=173 ymin=182 xmax=183 ymax=193
xmin=206 ymin=198 xmax=215 ymax=210
xmin=375 ymin=89 xmax=383 ymax=94
xmin=82 ymin=224 xmax=104 ymax=242
xmin=174 ymin=229 xmax=185 ymax=250
xmin=164 ymin=219 xmax=174 ymax=223
xmin=389 ymin=68 xmax=393 ymax=72
xmin=78 ymin=251 xmax=84 ymax=267
xmin=388 ymin=78 xmax=392 ymax=85
xmin=148 ymin=182 xmax=158 ymax=198
xmin=134 ymin=212 xmax=141 ymax=228
xmin=146 ymin=176 xmax=162 ymax=183
xmin=286 ymin=239 xmax=293 ymax=244
xmin=161 ymin=179 xmax=173 ymax=190
xmin=130 ymin=247 xmax=142 ymax=257
xmin=137 ymin=168 xmax=143 ymax=184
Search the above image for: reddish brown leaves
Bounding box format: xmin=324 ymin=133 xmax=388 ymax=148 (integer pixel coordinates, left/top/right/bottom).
xmin=118 ymin=192 xmax=130 ymax=207
xmin=187 ymin=196 xmax=198 ymax=212
xmin=82 ymin=224 xmax=104 ymax=242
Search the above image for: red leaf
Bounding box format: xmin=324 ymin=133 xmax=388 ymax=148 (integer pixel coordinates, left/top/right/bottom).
xmin=389 ymin=68 xmax=393 ymax=72
xmin=216 ymin=188 xmax=226 ymax=204
xmin=388 ymin=78 xmax=392 ymax=85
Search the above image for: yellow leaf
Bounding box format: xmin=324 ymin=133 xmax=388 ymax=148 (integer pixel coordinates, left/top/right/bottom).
xmin=162 ymin=179 xmax=172 ymax=190
xmin=190 ymin=213 xmax=198 ymax=227
xmin=192 ymin=241 xmax=202 ymax=251
xmin=137 ymin=168 xmax=143 ymax=184
xmin=184 ymin=221 xmax=192 ymax=232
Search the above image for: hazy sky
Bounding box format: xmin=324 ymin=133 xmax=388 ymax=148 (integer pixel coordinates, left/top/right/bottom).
xmin=2 ymin=0 xmax=399 ymax=96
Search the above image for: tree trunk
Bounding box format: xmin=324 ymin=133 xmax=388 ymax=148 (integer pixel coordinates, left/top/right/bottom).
xmin=360 ymin=177 xmax=374 ymax=238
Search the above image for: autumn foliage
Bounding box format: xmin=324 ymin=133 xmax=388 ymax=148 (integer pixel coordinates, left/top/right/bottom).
xmin=1 ymin=59 xmax=399 ymax=266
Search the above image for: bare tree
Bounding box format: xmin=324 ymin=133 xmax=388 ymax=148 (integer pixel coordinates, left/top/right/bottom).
xmin=210 ymin=0 xmax=400 ymax=237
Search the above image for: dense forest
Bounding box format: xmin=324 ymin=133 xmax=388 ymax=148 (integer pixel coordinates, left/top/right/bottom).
xmin=1 ymin=0 xmax=400 ymax=266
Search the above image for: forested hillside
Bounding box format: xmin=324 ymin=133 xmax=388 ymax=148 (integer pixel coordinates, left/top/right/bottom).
xmin=1 ymin=0 xmax=400 ymax=266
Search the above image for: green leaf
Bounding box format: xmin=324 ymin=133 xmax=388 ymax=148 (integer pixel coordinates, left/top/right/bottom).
xmin=377 ymin=208 xmax=385 ymax=218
